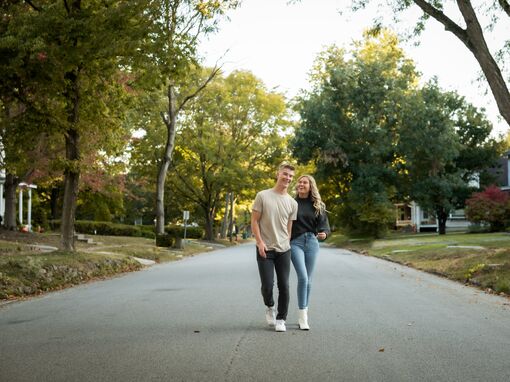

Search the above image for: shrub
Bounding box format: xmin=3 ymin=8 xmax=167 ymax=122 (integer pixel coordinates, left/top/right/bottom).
xmin=139 ymin=226 xmax=156 ymax=239
xmin=165 ymin=225 xmax=203 ymax=239
xmin=48 ymin=220 xmax=200 ymax=240
xmin=49 ymin=220 xmax=145 ymax=237
xmin=156 ymin=234 xmax=174 ymax=247
xmin=465 ymin=186 xmax=510 ymax=232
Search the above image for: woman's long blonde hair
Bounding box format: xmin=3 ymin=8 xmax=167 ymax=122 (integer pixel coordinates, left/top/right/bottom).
xmin=295 ymin=175 xmax=326 ymax=216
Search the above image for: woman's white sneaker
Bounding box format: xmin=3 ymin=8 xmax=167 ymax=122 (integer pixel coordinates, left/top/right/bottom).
xmin=298 ymin=308 xmax=310 ymax=330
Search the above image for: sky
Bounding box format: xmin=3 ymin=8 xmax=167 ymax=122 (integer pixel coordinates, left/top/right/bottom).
xmin=199 ymin=0 xmax=509 ymax=137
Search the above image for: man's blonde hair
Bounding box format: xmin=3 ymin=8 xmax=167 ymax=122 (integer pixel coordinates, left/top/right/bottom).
xmin=278 ymin=161 xmax=295 ymax=172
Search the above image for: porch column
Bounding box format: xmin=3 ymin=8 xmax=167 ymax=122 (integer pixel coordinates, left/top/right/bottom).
xmin=413 ymin=202 xmax=421 ymax=232
xmin=27 ymin=187 xmax=32 ymax=232
xmin=18 ymin=188 xmax=23 ymax=225
xmin=0 ymin=182 xmax=4 ymax=219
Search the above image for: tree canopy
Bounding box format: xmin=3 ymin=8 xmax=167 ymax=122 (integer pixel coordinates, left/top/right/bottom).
xmin=293 ymin=29 xmax=501 ymax=236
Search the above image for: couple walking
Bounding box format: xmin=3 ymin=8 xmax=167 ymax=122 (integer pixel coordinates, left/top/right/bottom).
xmin=251 ymin=162 xmax=330 ymax=332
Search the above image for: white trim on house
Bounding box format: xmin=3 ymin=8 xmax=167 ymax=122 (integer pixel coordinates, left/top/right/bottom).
xmin=0 ymin=171 xmax=4 ymax=220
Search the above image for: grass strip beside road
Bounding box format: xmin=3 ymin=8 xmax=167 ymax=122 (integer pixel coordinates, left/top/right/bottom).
xmin=0 ymin=234 xmax=220 ymax=301
xmin=0 ymin=250 xmax=143 ymax=300
xmin=329 ymin=232 xmax=510 ymax=295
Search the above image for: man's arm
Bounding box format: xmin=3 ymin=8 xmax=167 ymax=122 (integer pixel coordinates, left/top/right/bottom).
xmin=287 ymin=220 xmax=293 ymax=241
xmin=251 ymin=210 xmax=267 ymax=258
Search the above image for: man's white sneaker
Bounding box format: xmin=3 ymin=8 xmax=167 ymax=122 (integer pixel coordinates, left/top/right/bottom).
xmin=275 ymin=319 xmax=286 ymax=332
xmin=265 ymin=306 xmax=276 ymax=326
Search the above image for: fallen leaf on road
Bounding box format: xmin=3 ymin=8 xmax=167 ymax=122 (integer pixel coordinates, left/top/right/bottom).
xmin=194 ymin=330 xmax=200 ymax=333
xmin=378 ymin=348 xmax=385 ymax=352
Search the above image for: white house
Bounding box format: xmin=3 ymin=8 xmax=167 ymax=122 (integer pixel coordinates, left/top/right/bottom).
xmin=394 ymin=174 xmax=480 ymax=233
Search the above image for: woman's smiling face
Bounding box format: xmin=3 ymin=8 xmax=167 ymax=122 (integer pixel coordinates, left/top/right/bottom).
xmin=297 ymin=176 xmax=310 ymax=197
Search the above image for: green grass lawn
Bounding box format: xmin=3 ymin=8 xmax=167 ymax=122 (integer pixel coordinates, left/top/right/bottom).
xmin=329 ymin=231 xmax=510 ymax=294
xmin=0 ymin=232 xmax=221 ymax=300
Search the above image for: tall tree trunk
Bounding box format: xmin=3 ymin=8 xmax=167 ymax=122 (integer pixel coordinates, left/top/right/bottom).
xmin=61 ymin=67 xmax=81 ymax=251
xmin=220 ymin=193 xmax=229 ymax=239
xmin=3 ymin=173 xmax=18 ymax=230
xmin=61 ymin=128 xmax=80 ymax=251
xmin=436 ymin=208 xmax=448 ymax=235
xmin=156 ymin=84 xmax=178 ymax=235
xmin=413 ymin=0 xmax=510 ymax=127
xmin=228 ymin=192 xmax=235 ymax=242
xmin=203 ymin=204 xmax=215 ymax=241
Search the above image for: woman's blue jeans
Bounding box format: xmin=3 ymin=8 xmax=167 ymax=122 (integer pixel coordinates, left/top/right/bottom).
xmin=291 ymin=232 xmax=320 ymax=310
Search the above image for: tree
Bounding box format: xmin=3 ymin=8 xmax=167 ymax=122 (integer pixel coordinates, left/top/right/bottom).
xmin=134 ymin=0 xmax=239 ymax=235
xmin=135 ymin=69 xmax=290 ymax=240
xmin=1 ymin=1 xmax=147 ymax=249
xmin=293 ymin=29 xmax=501 ymax=236
xmin=292 ymin=30 xmax=419 ymax=236
xmin=398 ymin=81 xmax=502 ymax=234
xmin=351 ymin=0 xmax=510 ymax=127
xmin=465 ymin=185 xmax=510 ymax=231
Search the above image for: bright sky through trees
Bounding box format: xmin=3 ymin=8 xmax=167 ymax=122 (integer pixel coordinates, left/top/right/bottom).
xmin=199 ymin=0 xmax=509 ymax=136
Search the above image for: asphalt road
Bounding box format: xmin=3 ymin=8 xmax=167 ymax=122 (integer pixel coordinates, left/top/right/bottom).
xmin=1 ymin=243 xmax=509 ymax=382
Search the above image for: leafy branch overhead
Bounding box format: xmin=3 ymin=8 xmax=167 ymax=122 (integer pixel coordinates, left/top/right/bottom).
xmin=350 ymin=0 xmax=510 ymax=128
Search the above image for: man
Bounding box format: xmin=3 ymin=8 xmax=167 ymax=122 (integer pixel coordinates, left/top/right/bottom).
xmin=251 ymin=162 xmax=298 ymax=332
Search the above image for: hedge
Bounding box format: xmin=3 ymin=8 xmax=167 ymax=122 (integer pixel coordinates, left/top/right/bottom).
xmin=49 ymin=220 xmax=155 ymax=239
xmin=165 ymin=225 xmax=203 ymax=239
xmin=156 ymin=234 xmax=174 ymax=247
xmin=48 ymin=221 xmax=203 ymax=240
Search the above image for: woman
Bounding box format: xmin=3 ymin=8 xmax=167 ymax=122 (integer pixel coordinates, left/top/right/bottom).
xmin=290 ymin=175 xmax=330 ymax=330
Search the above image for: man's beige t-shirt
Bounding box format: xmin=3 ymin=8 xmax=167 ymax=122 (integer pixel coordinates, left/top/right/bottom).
xmin=252 ymin=189 xmax=298 ymax=252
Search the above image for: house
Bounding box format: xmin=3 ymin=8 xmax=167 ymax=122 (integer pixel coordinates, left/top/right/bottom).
xmin=395 ymin=149 xmax=510 ymax=232
xmin=489 ymin=149 xmax=510 ymax=191
xmin=395 ymin=202 xmax=471 ymax=232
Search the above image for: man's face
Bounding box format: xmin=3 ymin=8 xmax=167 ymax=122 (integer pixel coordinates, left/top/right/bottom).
xmin=276 ymin=167 xmax=295 ymax=189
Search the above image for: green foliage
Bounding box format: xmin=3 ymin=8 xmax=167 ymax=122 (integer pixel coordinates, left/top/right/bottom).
xmin=1 ymin=0 xmax=151 ymax=248
xmin=76 ymin=185 xmax=126 ymax=223
xmin=49 ymin=220 xmax=155 ymax=239
xmin=130 ymin=68 xmax=291 ymax=239
xmin=156 ymin=234 xmax=174 ymax=248
xmin=398 ymin=81 xmax=502 ymax=233
xmin=165 ymin=225 xmax=203 ymax=239
xmin=293 ymin=29 xmax=501 ymax=236
xmin=293 ymin=30 xmax=418 ymax=236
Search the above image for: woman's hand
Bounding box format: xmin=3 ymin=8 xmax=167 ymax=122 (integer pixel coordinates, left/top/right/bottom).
xmin=317 ymin=232 xmax=327 ymax=241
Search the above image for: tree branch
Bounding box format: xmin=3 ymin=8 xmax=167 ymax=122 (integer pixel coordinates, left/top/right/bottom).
xmin=180 ymin=11 xmax=202 ymax=37
xmin=171 ymin=163 xmax=203 ymax=203
xmin=412 ymin=0 xmax=468 ymax=44
xmin=187 ymin=14 xmax=205 ymax=47
xmin=63 ymin=0 xmax=70 ymax=14
xmin=160 ymin=111 xmax=170 ymax=127
xmin=24 ymin=0 xmax=41 ymax=11
xmin=177 ymin=66 xmax=221 ymax=112
xmin=498 ymin=0 xmax=510 ymax=18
